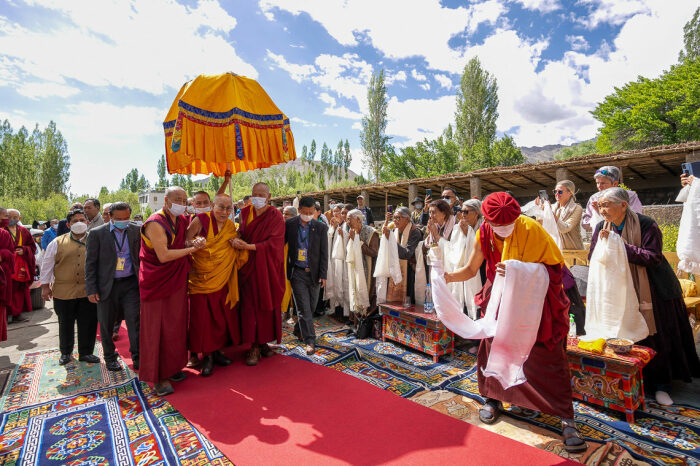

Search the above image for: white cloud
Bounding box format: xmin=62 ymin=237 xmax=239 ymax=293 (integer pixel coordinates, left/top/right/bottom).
xmin=267 ymin=50 xmax=315 ymax=83
xmin=434 ymin=73 xmax=454 ymax=89
xmin=16 ymin=81 xmax=80 ymax=99
xmin=510 ymin=0 xmax=560 ymax=13
xmin=565 ymin=35 xmax=589 ymax=51
xmin=411 ymin=69 xmax=427 ymax=81
xmin=386 ymin=70 xmax=407 ymax=85
xmin=0 ymin=0 xmax=257 ymax=97
xmin=419 ymin=83 xmax=431 ymax=91
xmin=290 ymin=116 xmax=323 ymax=127
xmin=351 ymin=121 xmax=362 ymax=130
xmin=259 ymin=0 xmax=506 ymax=72
xmin=386 ymin=95 xmax=456 ymax=146
xmin=318 ymin=93 xmax=363 ymax=120
xmin=577 ymin=0 xmax=651 ymax=29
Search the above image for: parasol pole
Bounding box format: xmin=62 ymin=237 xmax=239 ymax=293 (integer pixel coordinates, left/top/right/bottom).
xmin=227 ymin=163 xmax=233 ymax=199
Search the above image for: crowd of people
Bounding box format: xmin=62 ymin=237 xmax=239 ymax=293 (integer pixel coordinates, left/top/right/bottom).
xmin=0 ymin=164 xmax=697 ymax=453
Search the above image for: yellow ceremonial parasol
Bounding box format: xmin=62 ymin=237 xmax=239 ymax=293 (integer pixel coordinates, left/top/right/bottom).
xmin=163 ymin=73 xmax=296 ymax=177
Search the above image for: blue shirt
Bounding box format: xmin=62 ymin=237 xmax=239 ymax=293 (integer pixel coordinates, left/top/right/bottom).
xmin=295 ymin=222 xmax=310 ymax=268
xmin=41 ymin=227 xmax=57 ymax=250
xmin=110 ymin=223 xmax=133 ymax=278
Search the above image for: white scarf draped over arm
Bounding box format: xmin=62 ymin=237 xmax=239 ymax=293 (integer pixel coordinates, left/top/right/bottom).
xmin=346 ymin=234 xmax=370 ymax=314
xmin=438 ymin=225 xmax=481 ymax=318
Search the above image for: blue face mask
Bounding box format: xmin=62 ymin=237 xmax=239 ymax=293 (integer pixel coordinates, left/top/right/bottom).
xmin=112 ymin=220 xmax=130 ymax=230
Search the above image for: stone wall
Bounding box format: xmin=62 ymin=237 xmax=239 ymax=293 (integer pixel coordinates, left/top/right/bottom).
xmin=642 ymin=204 xmax=683 ymax=225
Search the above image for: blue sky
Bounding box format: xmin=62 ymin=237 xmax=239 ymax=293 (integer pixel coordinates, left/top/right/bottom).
xmin=0 ymin=0 xmax=696 ymax=195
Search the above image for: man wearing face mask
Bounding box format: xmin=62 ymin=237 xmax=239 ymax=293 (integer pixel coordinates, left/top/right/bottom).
xmin=0 ymin=208 xmax=14 ymax=340
xmin=410 ymin=197 xmax=427 ymax=226
xmin=284 ymin=196 xmax=328 ymax=355
xmin=140 ymin=187 xmax=205 ymax=396
xmin=40 ymin=209 xmax=99 ymax=365
xmin=2 ymin=209 xmax=36 ymax=323
xmin=41 ymin=219 xmax=59 ymax=250
xmin=444 ymin=192 xmax=585 ymax=453
xmin=85 ymin=202 xmax=141 ymax=372
xmin=232 ymin=182 xmax=286 ymax=366
xmin=186 ymin=194 xmax=248 ymax=376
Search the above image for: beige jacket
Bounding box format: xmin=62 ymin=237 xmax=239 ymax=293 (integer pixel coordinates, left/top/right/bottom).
xmin=552 ymin=202 xmax=584 ymax=250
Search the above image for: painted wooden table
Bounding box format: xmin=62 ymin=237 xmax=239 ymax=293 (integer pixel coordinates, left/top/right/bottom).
xmin=378 ymin=303 xmax=454 ymax=363
xmin=566 ymin=337 xmax=656 ymax=423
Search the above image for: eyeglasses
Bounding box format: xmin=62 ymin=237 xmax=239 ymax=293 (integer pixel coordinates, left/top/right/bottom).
xmin=460 ymin=209 xmax=472 ymax=214
xmin=442 ymin=196 xmax=454 ymax=200
xmin=552 ymin=190 xmax=565 ymax=195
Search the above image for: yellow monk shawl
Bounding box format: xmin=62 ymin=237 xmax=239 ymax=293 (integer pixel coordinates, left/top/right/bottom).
xmin=281 ymin=244 xmax=292 ymax=312
xmin=478 ymin=216 xmax=564 ymax=266
xmin=188 ymin=214 xmax=248 ymax=308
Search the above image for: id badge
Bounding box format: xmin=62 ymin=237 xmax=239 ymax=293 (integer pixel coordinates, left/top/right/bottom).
xmin=116 ymin=257 xmax=125 ymax=271
xmin=297 ymin=248 xmax=307 ymax=262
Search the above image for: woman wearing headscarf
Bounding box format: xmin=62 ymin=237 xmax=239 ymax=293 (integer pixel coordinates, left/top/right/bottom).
xmin=582 ymin=166 xmax=643 ymax=231
xmin=588 ymin=187 xmax=700 ymax=406
xmin=444 ymin=192 xmax=585 ymax=453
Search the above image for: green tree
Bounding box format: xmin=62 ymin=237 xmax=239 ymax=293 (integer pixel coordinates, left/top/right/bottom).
xmin=679 ymin=7 xmax=700 ymax=62
xmin=592 ymin=59 xmax=700 ymax=152
xmin=309 ymin=139 xmax=317 ymax=161
xmin=455 ymin=57 xmax=499 ymax=157
xmin=156 ymin=154 xmax=169 ymax=188
xmin=491 ymin=135 xmax=525 ymax=166
xmin=382 ymin=128 xmax=460 ymax=181
xmin=119 ymin=169 xmax=150 ymax=193
xmin=35 ymin=121 xmax=70 ymax=197
xmin=554 ymin=139 xmax=598 ymax=160
xmin=301 ymin=144 xmax=308 ymax=163
xmin=360 ymin=69 xmax=390 ymax=181
xmin=343 ymin=139 xmax=351 ymax=179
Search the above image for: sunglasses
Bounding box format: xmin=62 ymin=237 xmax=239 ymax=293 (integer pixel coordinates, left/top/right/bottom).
xmin=553 ymin=190 xmax=565 ymax=195
xmin=460 ymin=209 xmax=472 ymax=214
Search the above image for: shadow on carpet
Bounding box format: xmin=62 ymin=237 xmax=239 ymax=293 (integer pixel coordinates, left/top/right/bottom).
xmin=272 ymin=323 xmax=700 ymax=466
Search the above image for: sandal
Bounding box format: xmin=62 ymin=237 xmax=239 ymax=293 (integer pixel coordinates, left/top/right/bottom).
xmin=561 ymin=424 xmax=587 ymax=453
xmin=478 ymin=400 xmax=502 ymax=424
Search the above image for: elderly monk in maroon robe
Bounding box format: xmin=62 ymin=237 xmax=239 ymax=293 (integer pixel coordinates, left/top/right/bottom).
xmin=140 ymin=187 xmax=205 ymax=396
xmin=232 ymin=182 xmax=285 ymax=366
xmin=2 ymin=209 xmax=36 ymax=323
xmin=445 ymin=192 xmax=586 ymax=453
xmin=186 ymin=194 xmax=247 ymax=376
xmin=0 ymin=213 xmax=14 ymax=341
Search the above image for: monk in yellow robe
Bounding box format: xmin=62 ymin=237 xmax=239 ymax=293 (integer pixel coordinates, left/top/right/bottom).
xmin=186 ymin=194 xmax=247 ymax=376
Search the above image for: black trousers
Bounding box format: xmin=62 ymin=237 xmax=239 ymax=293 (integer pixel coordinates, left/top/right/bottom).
xmin=290 ymin=267 xmax=320 ymax=344
xmin=96 ymin=276 xmax=140 ymax=363
xmin=53 ymin=297 xmax=98 ymax=357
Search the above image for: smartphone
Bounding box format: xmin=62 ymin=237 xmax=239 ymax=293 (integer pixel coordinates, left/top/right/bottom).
xmin=296 ymin=190 xmax=301 ymax=194
xmin=682 ymin=161 xmax=700 ymax=176
xmin=387 ymin=205 xmax=394 ymax=213
xmin=538 ymin=190 xmax=549 ymax=202
xmin=426 ymin=189 xmax=432 ymax=198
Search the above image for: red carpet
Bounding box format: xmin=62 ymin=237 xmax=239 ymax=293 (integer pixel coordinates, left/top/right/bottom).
xmin=111 ymin=327 xmax=576 ymax=465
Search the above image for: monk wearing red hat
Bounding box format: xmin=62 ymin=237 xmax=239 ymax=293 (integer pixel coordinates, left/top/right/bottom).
xmin=445 ymin=192 xmax=585 ymax=453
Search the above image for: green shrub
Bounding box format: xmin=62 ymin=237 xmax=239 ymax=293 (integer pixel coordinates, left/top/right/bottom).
xmin=659 ymin=223 xmax=679 ymax=252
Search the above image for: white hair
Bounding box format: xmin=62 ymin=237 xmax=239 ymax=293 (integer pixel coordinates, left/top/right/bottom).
xmin=395 ymin=206 xmax=410 ymax=218
xmin=598 ymin=187 xmax=629 ymax=205
xmin=462 ymin=199 xmax=482 ymax=218
xmin=346 ymin=208 xmax=365 ymax=223
xmin=283 ymin=206 xmax=298 ymax=216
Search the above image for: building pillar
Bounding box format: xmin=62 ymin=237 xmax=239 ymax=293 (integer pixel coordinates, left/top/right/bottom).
xmin=361 ymin=190 xmax=369 ymax=204
xmin=556 ymin=167 xmax=570 ymax=182
xmin=324 ymin=194 xmax=330 ymax=211
xmin=470 ymin=176 xmax=482 ymax=199
xmin=408 ymin=183 xmax=417 ymax=211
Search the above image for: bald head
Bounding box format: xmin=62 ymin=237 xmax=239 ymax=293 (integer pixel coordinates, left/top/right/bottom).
xmin=164 ymin=186 xmax=187 ymax=214
xmin=214 ymin=193 xmax=233 ymax=208
xmin=165 ymin=186 xmax=187 ymax=199
xmin=7 ymin=209 xmax=20 ymax=218
xmin=252 ymin=182 xmax=270 ymax=197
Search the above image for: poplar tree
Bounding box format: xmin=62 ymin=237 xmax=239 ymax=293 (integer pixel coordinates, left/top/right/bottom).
xmin=360 ymin=69 xmax=390 ymax=181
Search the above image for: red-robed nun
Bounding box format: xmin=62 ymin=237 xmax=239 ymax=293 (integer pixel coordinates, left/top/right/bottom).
xmin=0 ymin=218 xmax=14 ymax=340
xmin=139 ymin=187 xmax=205 ymax=396
xmin=444 ymin=192 xmax=586 ymax=453
xmin=232 ymin=182 xmax=285 ymax=366
xmin=2 ymin=209 xmax=36 ymax=323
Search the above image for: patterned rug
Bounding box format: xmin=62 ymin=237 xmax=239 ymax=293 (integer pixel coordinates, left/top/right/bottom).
xmin=272 ymin=320 xmax=700 ymax=466
xmin=0 ymin=378 xmax=233 ymax=465
xmin=0 ymin=346 xmax=134 ymax=412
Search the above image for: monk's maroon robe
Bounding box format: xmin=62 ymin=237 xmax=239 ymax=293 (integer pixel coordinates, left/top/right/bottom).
xmin=475 ymin=223 xmax=574 ymax=419
xmin=0 ymin=229 xmax=14 ymax=340
xmin=139 ymin=211 xmax=190 ymax=384
xmin=237 ymin=205 xmax=285 ymax=345
xmin=4 ymin=225 xmax=35 ymax=317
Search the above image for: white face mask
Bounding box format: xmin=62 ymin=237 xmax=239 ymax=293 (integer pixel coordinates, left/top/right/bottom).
xmin=491 ymin=223 xmax=515 ymax=238
xmin=70 ymin=222 xmax=88 ymax=235
xmin=169 ymin=202 xmax=187 ymax=216
xmin=414 ymin=203 xmax=423 ymax=210
xmin=195 ymin=207 xmax=211 ymax=214
xmin=186 ymin=205 xmax=195 ymax=214
xmin=300 ymin=214 xmax=313 ymax=223
xmin=250 ymin=196 xmax=267 ymax=209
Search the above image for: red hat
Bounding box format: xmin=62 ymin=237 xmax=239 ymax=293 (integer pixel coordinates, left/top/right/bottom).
xmin=482 ymin=192 xmax=521 ymax=224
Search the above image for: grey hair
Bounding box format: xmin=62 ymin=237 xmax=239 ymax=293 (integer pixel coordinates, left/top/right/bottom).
xmin=395 ymin=206 xmax=410 ymax=218
xmin=556 ymin=180 xmax=577 ymax=201
xmin=598 ymin=187 xmax=629 ymax=205
xmin=462 ymin=199 xmax=482 ymax=218
xmin=594 ymin=165 xmax=622 ymax=183
xmin=283 ymin=206 xmax=298 ymax=216
xmin=346 ymin=208 xmax=365 ymax=223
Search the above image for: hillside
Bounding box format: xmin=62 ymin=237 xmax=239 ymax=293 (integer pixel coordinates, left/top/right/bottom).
xmin=194 ymin=159 xmax=359 ymax=186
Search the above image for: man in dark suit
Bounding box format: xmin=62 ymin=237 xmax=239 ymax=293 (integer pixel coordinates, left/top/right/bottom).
xmin=85 ymin=202 xmax=141 ymax=371
xmin=356 ymin=195 xmax=374 ymax=225
xmin=285 ymin=196 xmax=328 ymax=355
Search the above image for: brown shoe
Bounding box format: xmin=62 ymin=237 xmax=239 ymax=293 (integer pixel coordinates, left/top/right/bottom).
xmin=260 ymin=343 xmax=274 ymax=358
xmin=186 ymin=354 xmax=201 ymax=368
xmin=246 ymin=344 xmax=261 ymax=366
xmin=305 ymin=344 xmax=315 ymax=356
xmin=154 ymin=381 xmax=174 ymax=396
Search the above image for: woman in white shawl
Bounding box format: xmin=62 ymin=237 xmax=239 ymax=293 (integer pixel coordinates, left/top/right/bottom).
xmin=425 ymin=199 xmax=481 ymax=318
xmin=345 ymin=209 xmax=379 ymax=328
xmin=325 ymin=204 xmax=350 ymax=319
